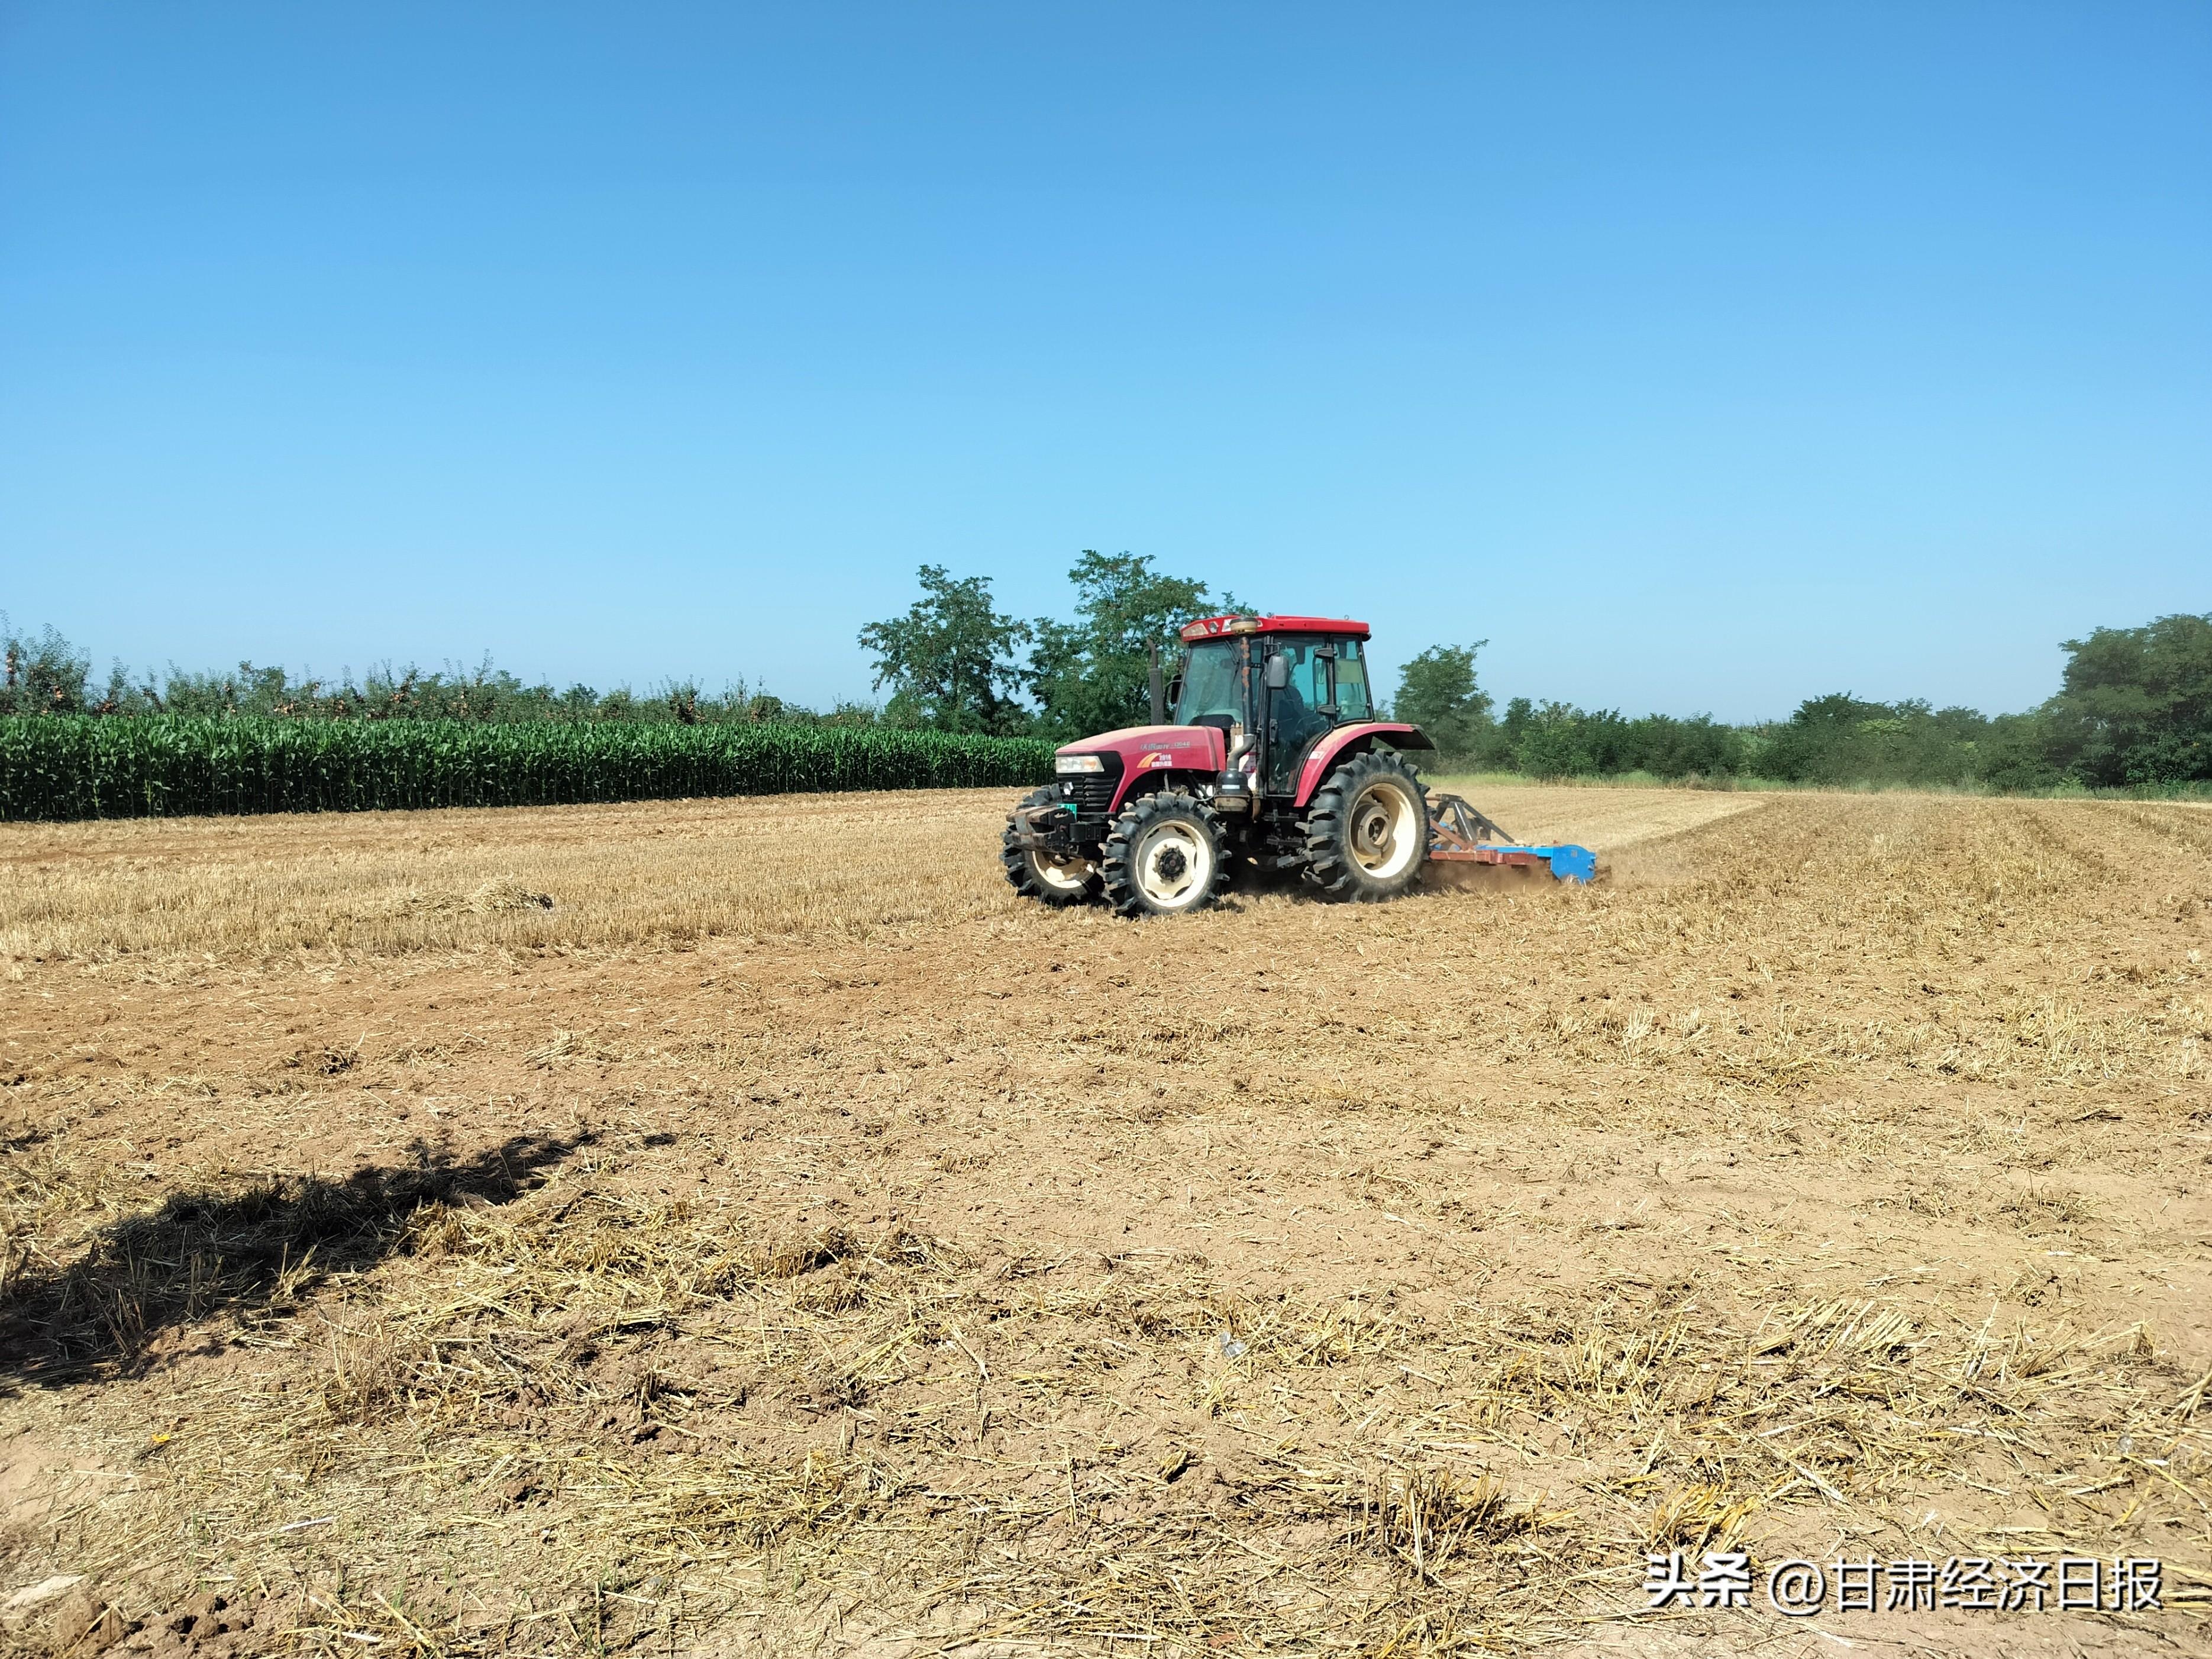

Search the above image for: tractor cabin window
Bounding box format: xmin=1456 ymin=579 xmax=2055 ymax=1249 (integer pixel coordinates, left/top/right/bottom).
xmin=1334 ymin=640 xmax=1372 ymax=720
xmin=1278 ymin=641 xmax=1331 ymax=711
xmin=1270 ymin=637 xmax=1370 ymax=722
xmin=1173 ymin=640 xmax=1244 ymax=726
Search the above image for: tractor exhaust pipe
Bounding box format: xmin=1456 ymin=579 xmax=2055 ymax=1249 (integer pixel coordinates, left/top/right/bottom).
xmin=1148 ymin=643 xmax=1166 ymax=724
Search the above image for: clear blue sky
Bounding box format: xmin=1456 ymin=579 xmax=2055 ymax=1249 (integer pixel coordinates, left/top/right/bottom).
xmin=3 ymin=3 xmax=2206 ymax=721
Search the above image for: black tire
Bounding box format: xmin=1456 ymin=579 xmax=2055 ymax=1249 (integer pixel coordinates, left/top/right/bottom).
xmin=1100 ymin=789 xmax=1232 ymax=918
xmin=1002 ymin=786 xmax=1101 ymax=907
xmin=1302 ymin=751 xmax=1430 ymax=902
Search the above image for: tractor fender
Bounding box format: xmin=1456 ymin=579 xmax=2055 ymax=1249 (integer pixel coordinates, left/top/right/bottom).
xmin=1291 ymin=722 xmax=1434 ymax=807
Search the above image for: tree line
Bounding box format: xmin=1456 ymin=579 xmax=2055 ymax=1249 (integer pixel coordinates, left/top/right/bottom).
xmin=8 ymin=563 xmax=2208 ymax=790
xmin=1377 ymin=618 xmax=2211 ymax=789
xmin=849 ymin=557 xmax=2210 ymax=790
xmin=0 ymin=617 xmax=877 ymax=728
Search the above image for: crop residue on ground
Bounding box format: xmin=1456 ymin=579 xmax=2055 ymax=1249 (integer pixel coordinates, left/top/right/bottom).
xmin=1 ymin=785 xmax=2207 ymax=1655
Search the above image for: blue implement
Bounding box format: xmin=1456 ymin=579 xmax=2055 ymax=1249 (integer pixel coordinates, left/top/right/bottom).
xmin=1425 ymin=792 xmax=1598 ymax=883
xmin=1481 ymin=842 xmax=1597 ymax=883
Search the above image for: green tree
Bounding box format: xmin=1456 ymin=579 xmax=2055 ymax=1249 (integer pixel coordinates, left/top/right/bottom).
xmin=1975 ymin=711 xmax=2062 ymax=792
xmin=2042 ymin=613 xmax=2212 ymax=786
xmin=1512 ymin=701 xmax=1604 ymax=777
xmin=1616 ymin=712 xmax=1745 ymax=778
xmin=1027 ymin=551 xmax=1227 ymax=738
xmin=1391 ymin=643 xmax=1493 ymax=757
xmin=1756 ymin=693 xmax=1988 ymax=787
xmin=0 ymin=614 xmax=92 ymax=715
xmin=857 ymin=566 xmax=1034 ymax=734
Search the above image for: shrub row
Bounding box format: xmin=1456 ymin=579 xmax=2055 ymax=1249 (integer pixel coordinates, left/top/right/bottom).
xmin=0 ymin=717 xmax=1055 ymax=822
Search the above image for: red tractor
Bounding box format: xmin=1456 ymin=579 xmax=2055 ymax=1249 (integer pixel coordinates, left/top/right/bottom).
xmin=1002 ymin=613 xmax=1594 ymax=917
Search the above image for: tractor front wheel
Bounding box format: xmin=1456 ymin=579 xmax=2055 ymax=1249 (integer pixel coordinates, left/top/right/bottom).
xmin=1002 ymin=787 xmax=1101 ymax=907
xmin=1302 ymin=751 xmax=1430 ymax=902
xmin=1101 ymin=790 xmax=1232 ymax=918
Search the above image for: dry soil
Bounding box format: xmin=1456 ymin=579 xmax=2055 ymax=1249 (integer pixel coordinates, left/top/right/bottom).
xmin=1 ymin=783 xmax=2207 ymax=1658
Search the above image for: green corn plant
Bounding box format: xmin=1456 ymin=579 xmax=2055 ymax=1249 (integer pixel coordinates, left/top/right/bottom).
xmin=0 ymin=717 xmax=1057 ymax=822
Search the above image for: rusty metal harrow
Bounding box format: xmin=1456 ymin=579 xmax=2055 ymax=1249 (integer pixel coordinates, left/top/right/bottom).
xmin=1426 ymin=792 xmax=1597 ymax=883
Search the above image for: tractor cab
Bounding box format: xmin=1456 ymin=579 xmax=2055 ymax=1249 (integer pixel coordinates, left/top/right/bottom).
xmin=1169 ymin=615 xmax=1378 ymax=799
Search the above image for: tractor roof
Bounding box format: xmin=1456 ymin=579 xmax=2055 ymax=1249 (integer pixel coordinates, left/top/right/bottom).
xmin=1178 ymin=614 xmax=1370 ymax=643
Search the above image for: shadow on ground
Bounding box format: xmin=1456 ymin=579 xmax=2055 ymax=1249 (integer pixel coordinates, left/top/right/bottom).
xmin=0 ymin=1131 xmax=592 ymax=1389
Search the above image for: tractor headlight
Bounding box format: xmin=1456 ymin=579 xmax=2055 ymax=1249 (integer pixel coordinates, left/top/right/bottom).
xmin=1055 ymin=754 xmax=1106 ymax=774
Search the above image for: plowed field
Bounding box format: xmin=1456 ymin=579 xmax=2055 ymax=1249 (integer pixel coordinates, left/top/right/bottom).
xmin=2 ymin=785 xmax=2207 ymax=1657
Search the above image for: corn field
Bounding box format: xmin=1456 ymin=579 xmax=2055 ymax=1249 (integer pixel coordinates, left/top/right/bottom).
xmin=0 ymin=716 xmax=1054 ymax=821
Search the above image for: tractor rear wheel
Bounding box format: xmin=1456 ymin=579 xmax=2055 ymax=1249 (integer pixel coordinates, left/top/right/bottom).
xmin=1100 ymin=789 xmax=1232 ymax=918
xmin=1002 ymin=786 xmax=1100 ymax=906
xmin=1302 ymin=751 xmax=1430 ymax=902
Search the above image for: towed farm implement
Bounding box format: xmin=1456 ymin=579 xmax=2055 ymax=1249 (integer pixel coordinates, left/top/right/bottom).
xmin=1003 ymin=613 xmax=1596 ymax=918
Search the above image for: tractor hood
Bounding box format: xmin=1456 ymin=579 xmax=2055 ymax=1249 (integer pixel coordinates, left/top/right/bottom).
xmin=1057 ymin=725 xmax=1228 ymax=771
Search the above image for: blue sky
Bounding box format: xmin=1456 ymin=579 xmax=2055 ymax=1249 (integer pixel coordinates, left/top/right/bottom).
xmin=2 ymin=3 xmax=2206 ymax=721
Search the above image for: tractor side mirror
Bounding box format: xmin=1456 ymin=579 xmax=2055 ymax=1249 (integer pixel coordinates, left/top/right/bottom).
xmin=1264 ymin=651 xmax=1291 ymax=691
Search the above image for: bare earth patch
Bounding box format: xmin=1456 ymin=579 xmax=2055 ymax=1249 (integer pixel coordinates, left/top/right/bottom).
xmin=1 ymin=785 xmax=2207 ymax=1656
